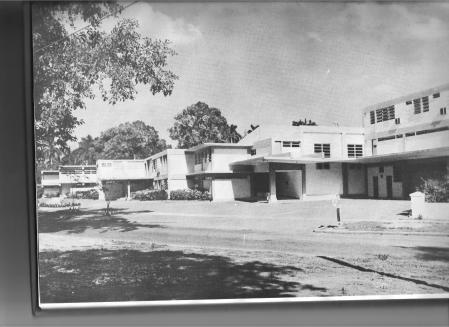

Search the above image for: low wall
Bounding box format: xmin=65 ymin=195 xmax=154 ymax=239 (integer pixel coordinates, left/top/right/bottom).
xmin=422 ymin=202 xmax=449 ymax=220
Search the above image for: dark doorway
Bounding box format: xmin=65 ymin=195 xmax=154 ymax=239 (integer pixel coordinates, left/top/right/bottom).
xmin=386 ymin=175 xmax=393 ymax=199
xmin=251 ymin=173 xmax=269 ymax=198
xmin=373 ymin=176 xmax=379 ymax=198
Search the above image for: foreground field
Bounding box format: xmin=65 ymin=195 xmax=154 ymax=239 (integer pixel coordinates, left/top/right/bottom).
xmin=38 ymin=199 xmax=449 ymax=303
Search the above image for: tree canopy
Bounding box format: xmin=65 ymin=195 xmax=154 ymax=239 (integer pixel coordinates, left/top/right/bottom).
xmin=33 ymin=2 xmax=178 ymax=167
xmin=66 ymin=121 xmax=169 ymax=163
xmin=168 ymin=102 xmax=242 ymax=148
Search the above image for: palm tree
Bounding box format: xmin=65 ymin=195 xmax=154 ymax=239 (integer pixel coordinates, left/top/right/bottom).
xmin=69 ymin=135 xmax=102 ymax=165
xmin=227 ymin=124 xmax=242 ymax=143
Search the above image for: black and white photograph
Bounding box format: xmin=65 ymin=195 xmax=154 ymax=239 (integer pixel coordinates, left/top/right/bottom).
xmin=33 ymin=1 xmax=449 ymax=308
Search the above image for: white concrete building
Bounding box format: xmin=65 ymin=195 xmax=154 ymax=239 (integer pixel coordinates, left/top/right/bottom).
xmin=39 ymin=83 xmax=449 ymax=203
xmin=40 ymin=165 xmax=97 ymax=197
xmin=96 ymin=159 xmax=150 ymax=200
xmin=144 ymin=149 xmax=192 ymax=195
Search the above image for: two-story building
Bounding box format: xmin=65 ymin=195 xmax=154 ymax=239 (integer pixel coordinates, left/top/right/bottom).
xmin=40 ymin=165 xmax=97 ymax=197
xmin=145 ymin=149 xmax=192 ymax=195
xmin=96 ymin=159 xmax=150 ymax=200
xmin=355 ymin=83 xmax=449 ymax=199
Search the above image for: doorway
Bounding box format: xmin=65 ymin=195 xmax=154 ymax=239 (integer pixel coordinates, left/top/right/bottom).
xmin=373 ymin=176 xmax=379 ymax=198
xmin=386 ymin=175 xmax=393 ymax=199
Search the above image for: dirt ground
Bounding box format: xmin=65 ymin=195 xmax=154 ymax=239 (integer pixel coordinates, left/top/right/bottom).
xmin=37 ymin=198 xmax=449 ymax=303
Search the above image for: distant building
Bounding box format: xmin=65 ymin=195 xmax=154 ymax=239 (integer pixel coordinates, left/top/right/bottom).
xmin=40 ymin=165 xmax=97 ymax=197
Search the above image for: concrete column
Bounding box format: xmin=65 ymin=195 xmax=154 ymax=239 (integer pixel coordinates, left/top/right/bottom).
xmin=268 ymin=167 xmax=277 ymax=203
xmin=127 ymin=181 xmax=131 ymax=200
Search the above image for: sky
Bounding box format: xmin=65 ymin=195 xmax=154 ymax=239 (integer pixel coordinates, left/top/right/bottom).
xmin=66 ymin=2 xmax=449 ymax=148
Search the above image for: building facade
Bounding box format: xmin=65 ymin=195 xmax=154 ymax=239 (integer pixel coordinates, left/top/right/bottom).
xmin=40 ymin=84 xmax=449 ymax=202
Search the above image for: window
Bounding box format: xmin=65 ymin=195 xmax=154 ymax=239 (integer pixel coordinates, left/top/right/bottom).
xmin=347 ymin=144 xmax=363 ymax=158
xmin=422 ymin=96 xmax=429 ymax=112
xmin=370 ymin=111 xmax=375 ymax=124
xmin=282 ymin=141 xmax=291 ymax=147
xmin=413 ymin=98 xmax=421 ymax=114
xmin=282 ymin=141 xmax=300 ymax=148
xmin=405 ymin=132 xmax=415 ymax=137
xmin=395 ymin=134 xmax=403 ymax=138
xmin=405 ymin=100 xmax=412 ymax=105
xmin=250 ymin=149 xmax=256 ymax=156
xmin=379 ymin=166 xmax=384 ymax=173
xmin=374 ymin=105 xmax=395 ymax=123
xmin=292 ymin=141 xmax=300 ymax=148
xmin=314 ymin=143 xmax=330 ymax=158
xmin=316 ymin=163 xmax=330 ymax=170
xmin=441 ymin=107 xmax=447 ymax=115
xmin=378 ymin=135 xmax=395 ymax=142
xmin=395 ymin=118 xmax=400 ymax=125
xmin=208 ymin=148 xmax=212 ymax=162
xmin=433 ymin=92 xmax=440 ymax=98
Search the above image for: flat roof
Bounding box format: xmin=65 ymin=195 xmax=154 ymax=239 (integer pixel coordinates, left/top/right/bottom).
xmin=144 ymin=148 xmax=187 ymax=161
xmin=230 ymin=146 xmax=449 ymax=166
xmin=187 ymin=143 xmax=252 ymax=152
xmin=362 ymin=82 xmax=449 ymax=114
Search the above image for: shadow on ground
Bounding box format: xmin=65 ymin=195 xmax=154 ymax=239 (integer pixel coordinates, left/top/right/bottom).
xmin=38 ymin=208 xmax=163 ymax=234
xmin=38 ymin=249 xmax=323 ymax=303
xmin=410 ymin=246 xmax=449 ymax=263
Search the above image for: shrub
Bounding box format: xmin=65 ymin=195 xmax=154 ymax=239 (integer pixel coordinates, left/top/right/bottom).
xmin=74 ymin=189 xmax=99 ymax=200
xmin=36 ymin=186 xmax=44 ymax=199
xmin=39 ymin=198 xmax=80 ymax=208
xmin=170 ymin=189 xmax=212 ymax=201
xmin=132 ymin=189 xmax=168 ymax=201
xmin=43 ymin=190 xmax=60 ymax=198
xmin=418 ymin=174 xmax=449 ymax=203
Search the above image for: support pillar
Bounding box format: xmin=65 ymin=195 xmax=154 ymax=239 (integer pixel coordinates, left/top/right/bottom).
xmin=268 ymin=167 xmax=277 ymax=203
xmin=127 ymin=181 xmax=131 ymax=200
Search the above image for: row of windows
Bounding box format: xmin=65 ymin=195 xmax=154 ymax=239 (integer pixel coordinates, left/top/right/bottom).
xmin=370 ymin=91 xmax=442 ymax=125
xmin=274 ymin=140 xmax=301 ymax=148
xmin=314 ymin=143 xmax=331 ymax=158
xmin=370 ymin=105 xmax=395 ymax=124
xmin=316 ymin=162 xmax=330 ymax=170
xmin=376 ymin=126 xmax=449 ymax=142
xmin=194 ymin=148 xmax=212 ymax=164
xmin=347 ymin=144 xmax=363 ymax=158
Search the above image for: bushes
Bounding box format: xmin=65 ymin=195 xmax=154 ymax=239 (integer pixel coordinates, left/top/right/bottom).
xmin=74 ymin=189 xmax=99 ymax=200
xmin=170 ymin=189 xmax=212 ymax=201
xmin=132 ymin=189 xmax=168 ymax=201
xmin=418 ymin=174 xmax=449 ymax=203
xmin=39 ymin=198 xmax=80 ymax=208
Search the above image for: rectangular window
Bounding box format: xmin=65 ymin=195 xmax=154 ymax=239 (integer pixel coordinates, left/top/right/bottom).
xmin=250 ymin=149 xmax=256 ymax=156
xmin=379 ymin=166 xmax=384 ymax=173
xmin=374 ymin=105 xmax=395 ymax=123
xmin=395 ymin=134 xmax=403 ymax=138
xmin=370 ymin=111 xmax=375 ymax=124
xmin=422 ymin=96 xmax=429 ymax=112
xmin=282 ymin=141 xmax=291 ymax=147
xmin=405 ymin=100 xmax=412 ymax=105
xmin=316 ymin=162 xmax=330 ymax=170
xmin=413 ymin=98 xmax=421 ymax=114
xmin=378 ymin=135 xmax=395 ymax=142
xmin=441 ymin=107 xmax=447 ymax=115
xmin=314 ymin=143 xmax=330 ymax=158
xmin=347 ymin=144 xmax=363 ymax=158
xmin=405 ymin=132 xmax=415 ymax=137
xmin=395 ymin=118 xmax=400 ymax=125
xmin=433 ymin=92 xmax=440 ymax=98
xmin=291 ymin=141 xmax=300 ymax=147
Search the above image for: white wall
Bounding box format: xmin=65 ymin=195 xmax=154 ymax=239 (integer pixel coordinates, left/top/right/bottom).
xmin=212 ymin=148 xmax=250 ymax=172
xmin=97 ymin=160 xmax=146 ymax=180
xmin=276 ymin=171 xmax=302 ymax=198
xmin=305 ymin=163 xmax=343 ymax=196
xmin=212 ymin=177 xmax=251 ymax=201
xmin=404 ymin=130 xmax=449 ymax=152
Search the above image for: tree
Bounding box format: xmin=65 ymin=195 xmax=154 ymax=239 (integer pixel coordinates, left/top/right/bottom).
xmin=65 ymin=135 xmax=103 ymax=165
xmin=169 ymin=102 xmax=241 ymax=148
xmin=33 ymin=2 xmax=178 ymax=167
xmin=292 ymin=118 xmax=317 ymax=126
xmin=99 ymin=121 xmax=169 ymax=159
xmin=245 ymin=124 xmax=260 ymax=135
